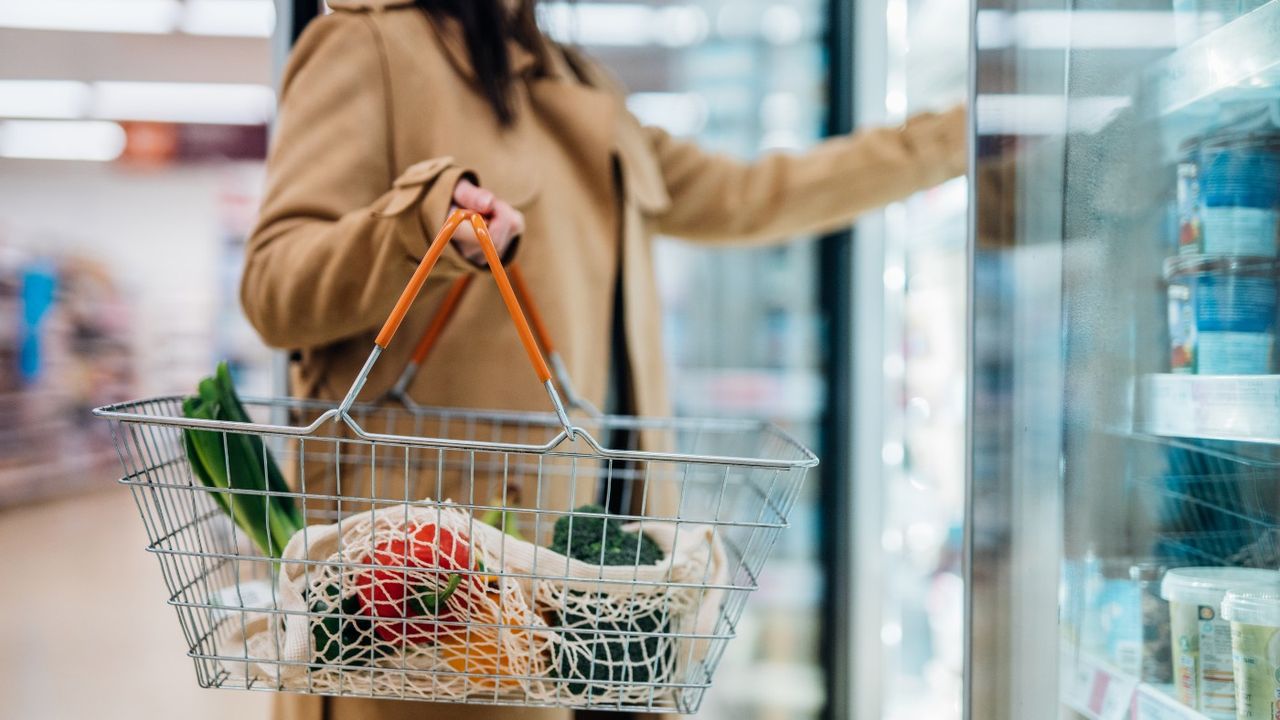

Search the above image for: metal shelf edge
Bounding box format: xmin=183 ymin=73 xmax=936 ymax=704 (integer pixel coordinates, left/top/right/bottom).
xmin=1143 ymin=0 xmax=1280 ymax=117
xmin=1133 ymin=373 xmax=1280 ymax=446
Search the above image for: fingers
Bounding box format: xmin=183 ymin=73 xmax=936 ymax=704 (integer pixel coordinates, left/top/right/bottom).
xmin=447 ymin=179 xmax=524 ymax=267
xmin=447 ymin=204 xmax=523 ymax=267
xmin=452 ymin=179 xmax=495 ymax=214
xmin=485 ymin=200 xmax=524 ymax=257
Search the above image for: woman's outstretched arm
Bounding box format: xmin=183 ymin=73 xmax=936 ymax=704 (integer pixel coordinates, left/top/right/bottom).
xmin=646 ymin=106 xmax=966 ymax=244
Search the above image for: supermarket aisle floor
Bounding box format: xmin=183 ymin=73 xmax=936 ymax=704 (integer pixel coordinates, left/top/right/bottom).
xmin=0 ymin=485 xmax=270 ymax=720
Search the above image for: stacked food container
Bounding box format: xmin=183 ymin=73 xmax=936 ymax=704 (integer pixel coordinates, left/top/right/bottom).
xmin=1059 ymin=117 xmax=1280 ymax=711
xmin=1148 ymin=117 xmax=1280 ymax=720
xmin=1168 ymin=128 xmax=1280 ymax=377
xmin=1159 ymin=568 xmax=1280 ymax=719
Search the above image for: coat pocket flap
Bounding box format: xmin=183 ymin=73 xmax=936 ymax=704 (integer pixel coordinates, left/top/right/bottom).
xmin=374 ymin=157 xmax=456 ymax=218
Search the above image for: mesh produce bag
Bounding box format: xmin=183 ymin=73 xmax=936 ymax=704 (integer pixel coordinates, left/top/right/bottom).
xmin=223 ymin=501 xmax=727 ymax=705
xmin=531 ymin=519 xmax=728 ymax=705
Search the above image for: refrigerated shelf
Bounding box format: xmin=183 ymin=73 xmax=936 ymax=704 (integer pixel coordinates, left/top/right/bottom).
xmin=1144 ymin=0 xmax=1280 ymax=118
xmin=1134 ymin=374 xmax=1280 ymax=445
xmin=1062 ymin=651 xmax=1212 ymax=720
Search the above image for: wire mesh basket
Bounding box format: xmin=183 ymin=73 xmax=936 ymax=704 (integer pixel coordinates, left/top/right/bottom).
xmin=95 ymin=211 xmax=818 ymax=713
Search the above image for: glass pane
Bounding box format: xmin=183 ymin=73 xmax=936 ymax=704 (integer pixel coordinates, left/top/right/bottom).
xmin=971 ymin=0 xmax=1280 ymax=718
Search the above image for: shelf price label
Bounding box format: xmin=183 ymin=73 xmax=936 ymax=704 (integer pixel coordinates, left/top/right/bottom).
xmin=1090 ymin=668 xmax=1138 ymax=720
xmin=1066 ymin=655 xmax=1139 ymax=720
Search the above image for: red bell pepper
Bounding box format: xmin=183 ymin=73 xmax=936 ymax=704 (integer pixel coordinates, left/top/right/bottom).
xmin=356 ymin=523 xmax=479 ymax=644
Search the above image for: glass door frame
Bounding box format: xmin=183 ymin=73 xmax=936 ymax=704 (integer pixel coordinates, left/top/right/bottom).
xmin=819 ymin=0 xmax=860 ymax=717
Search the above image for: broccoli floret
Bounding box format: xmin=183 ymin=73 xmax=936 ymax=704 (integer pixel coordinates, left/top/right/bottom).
xmin=549 ymin=506 xmax=672 ymax=696
xmin=549 ymin=505 xmax=663 ymax=566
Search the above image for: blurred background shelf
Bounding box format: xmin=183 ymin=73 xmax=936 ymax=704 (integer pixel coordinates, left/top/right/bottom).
xmin=1134 ymin=374 xmax=1280 ymax=445
xmin=0 ymin=447 xmax=118 ymax=508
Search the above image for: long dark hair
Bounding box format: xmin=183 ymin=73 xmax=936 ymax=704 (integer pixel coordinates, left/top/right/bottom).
xmin=416 ymin=0 xmax=547 ymax=126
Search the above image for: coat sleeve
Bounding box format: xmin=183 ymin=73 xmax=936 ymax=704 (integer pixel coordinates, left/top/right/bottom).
xmin=241 ymin=12 xmax=478 ymax=351
xmin=645 ymin=106 xmax=967 ymax=244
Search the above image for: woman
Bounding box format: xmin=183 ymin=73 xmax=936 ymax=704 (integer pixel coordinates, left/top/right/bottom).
xmin=242 ymin=0 xmax=965 ymax=718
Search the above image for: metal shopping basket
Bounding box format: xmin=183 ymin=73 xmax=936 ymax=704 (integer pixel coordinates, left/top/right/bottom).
xmin=94 ymin=210 xmax=818 ymax=714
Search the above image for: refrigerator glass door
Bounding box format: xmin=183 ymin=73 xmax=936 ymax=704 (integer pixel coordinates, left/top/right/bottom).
xmin=969 ymin=0 xmax=1280 ymax=718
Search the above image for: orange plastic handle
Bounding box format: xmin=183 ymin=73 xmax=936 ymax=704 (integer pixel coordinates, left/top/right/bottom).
xmin=376 ymin=210 xmax=552 ymax=384
xmin=405 ymin=264 xmax=552 ymax=369
xmin=409 ymin=274 xmax=474 ymax=364
xmin=508 ymin=264 xmax=555 ymax=355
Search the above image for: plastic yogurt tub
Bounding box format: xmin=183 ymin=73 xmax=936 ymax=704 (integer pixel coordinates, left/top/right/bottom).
xmin=1222 ymin=586 xmax=1280 ymax=720
xmin=1199 ymin=132 xmax=1280 ymax=257
xmin=1166 ymin=255 xmax=1280 ymax=375
xmin=1162 ymin=568 xmax=1280 ymax=719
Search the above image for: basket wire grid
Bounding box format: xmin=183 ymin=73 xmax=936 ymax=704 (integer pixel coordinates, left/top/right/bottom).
xmin=95 ymin=211 xmax=818 ymax=713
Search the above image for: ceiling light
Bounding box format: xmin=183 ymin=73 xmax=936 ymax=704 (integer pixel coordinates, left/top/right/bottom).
xmin=0 ymin=80 xmax=91 ymax=119
xmin=976 ymin=10 xmax=1177 ymax=49
xmin=0 ymin=0 xmax=179 ymax=34
xmin=0 ymin=119 xmax=126 ymax=161
xmin=1019 ymin=10 xmax=1175 ymax=49
xmin=0 ymin=0 xmax=275 ymax=37
xmin=0 ymin=80 xmax=277 ymax=126
xmin=93 ymin=81 xmax=275 ymax=125
xmin=976 ymin=94 xmax=1131 ymax=135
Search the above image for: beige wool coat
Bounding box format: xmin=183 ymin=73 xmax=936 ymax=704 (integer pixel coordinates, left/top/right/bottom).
xmin=241 ymin=1 xmax=965 ymax=718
